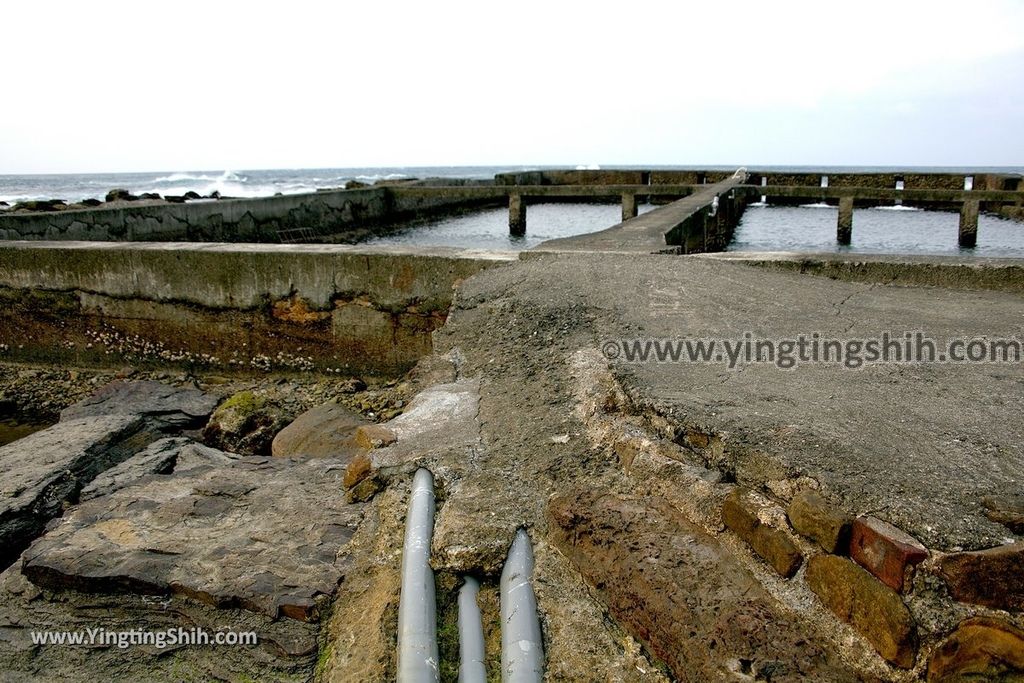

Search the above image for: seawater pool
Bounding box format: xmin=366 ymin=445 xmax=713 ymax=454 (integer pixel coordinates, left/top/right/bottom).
xmin=363 ymin=202 xmax=656 ymax=250
xmin=359 ymin=200 xmax=1024 ymax=257
xmin=730 ymin=204 xmax=1024 ymax=257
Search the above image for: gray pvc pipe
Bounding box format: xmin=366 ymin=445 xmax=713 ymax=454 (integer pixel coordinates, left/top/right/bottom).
xmin=500 ymin=528 xmax=544 ymax=682
xmin=457 ymin=576 xmax=487 ymax=683
xmin=397 ymin=468 xmax=439 ymax=683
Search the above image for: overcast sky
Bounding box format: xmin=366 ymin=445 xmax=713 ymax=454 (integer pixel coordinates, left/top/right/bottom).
xmin=2 ymin=0 xmax=1022 ymax=173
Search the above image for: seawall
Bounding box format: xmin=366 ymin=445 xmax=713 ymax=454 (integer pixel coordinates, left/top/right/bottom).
xmin=0 ymin=242 xmax=515 ymax=375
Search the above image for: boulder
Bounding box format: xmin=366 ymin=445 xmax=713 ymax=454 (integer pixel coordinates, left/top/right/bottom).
xmin=982 ymin=494 xmax=1024 ymax=534
xmin=138 ymin=192 xmax=162 ymax=200
xmin=183 ymin=191 xmax=201 ymax=200
xmin=787 ymin=489 xmax=852 ymax=553
xmin=927 ymin=617 xmax=1024 ymax=682
xmin=938 ymin=542 xmax=1024 ymax=611
xmin=80 ymin=198 xmax=102 ymax=207
xmin=208 ymin=190 xmax=221 ymax=199
xmin=722 ymin=488 xmax=803 ymax=578
xmin=164 ymin=195 xmax=186 ymax=203
xmin=805 ymin=554 xmax=917 ymax=668
xmin=202 ymin=390 xmax=292 ymax=455
xmin=61 ymin=380 xmax=219 ymax=431
xmin=271 ymin=401 xmax=369 ymax=460
xmin=21 ymin=442 xmax=364 ymax=623
xmin=345 ymin=180 xmax=368 ymax=190
xmin=104 ymin=188 xmax=137 ymax=202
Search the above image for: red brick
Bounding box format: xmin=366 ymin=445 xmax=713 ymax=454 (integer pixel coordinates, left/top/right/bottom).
xmin=849 ymin=516 xmax=928 ymax=592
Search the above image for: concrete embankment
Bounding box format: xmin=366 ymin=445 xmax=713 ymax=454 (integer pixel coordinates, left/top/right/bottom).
xmin=0 ymin=185 xmax=508 ymax=242
xmin=0 ymin=241 xmax=515 ymax=374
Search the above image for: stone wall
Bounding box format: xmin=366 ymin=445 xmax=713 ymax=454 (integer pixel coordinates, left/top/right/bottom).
xmin=0 ymin=186 xmax=508 ymax=243
xmin=0 ymin=243 xmax=515 ymax=375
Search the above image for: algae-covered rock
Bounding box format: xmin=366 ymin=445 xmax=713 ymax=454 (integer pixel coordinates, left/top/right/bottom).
xmin=202 ymin=390 xmax=292 ymax=455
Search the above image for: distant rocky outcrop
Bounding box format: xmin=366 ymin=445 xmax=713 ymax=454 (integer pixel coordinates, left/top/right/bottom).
xmin=104 ymin=188 xmax=137 ymax=202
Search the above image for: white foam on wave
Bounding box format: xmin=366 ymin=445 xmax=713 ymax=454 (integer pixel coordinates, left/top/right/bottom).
xmin=874 ymin=205 xmax=921 ymax=211
xmin=799 ymin=202 xmax=834 ymax=209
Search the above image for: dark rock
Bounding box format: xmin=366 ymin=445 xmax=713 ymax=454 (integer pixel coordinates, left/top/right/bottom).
xmin=787 ymin=489 xmax=852 ymax=553
xmin=345 ymin=180 xmax=369 ymax=190
xmin=104 ymin=188 xmax=137 ymax=202
xmin=982 ymin=494 xmax=1024 ymax=534
xmin=79 ymin=436 xmax=189 ymax=501
xmin=0 ymin=415 xmax=157 ymax=569
xmin=138 ymin=192 xmax=162 ymax=200
xmin=21 ymin=443 xmax=364 ymax=623
xmin=849 ymin=516 xmax=928 ymax=593
xmin=547 ymin=490 xmax=862 ymax=681
xmin=722 ymin=488 xmax=803 ymax=578
xmin=80 ymin=198 xmax=102 ymax=207
xmin=202 ymin=390 xmax=292 ymax=456
xmin=208 ymin=190 xmax=221 ymax=199
xmin=61 ymin=380 xmax=219 ymax=431
xmin=164 ymin=195 xmax=186 ymax=203
xmin=938 ymin=542 xmax=1024 ymax=611
xmin=183 ymin=191 xmax=201 ymax=200
xmin=13 ymin=199 xmax=67 ymax=212
xmin=927 ymin=617 xmax=1024 ymax=682
xmin=805 ymin=554 xmax=917 ymax=668
xmin=270 ymin=401 xmax=368 ymax=460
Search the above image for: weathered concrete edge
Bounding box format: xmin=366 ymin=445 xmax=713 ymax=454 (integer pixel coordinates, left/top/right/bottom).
xmin=0 ymin=241 xmax=517 ymax=310
xmin=700 ymin=251 xmax=1024 ymax=293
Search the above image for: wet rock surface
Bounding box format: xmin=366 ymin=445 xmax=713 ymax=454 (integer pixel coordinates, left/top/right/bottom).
xmin=548 ymin=490 xmax=863 ymax=681
xmin=0 ymin=414 xmax=157 ymax=569
xmin=22 ymin=440 xmax=363 ymax=623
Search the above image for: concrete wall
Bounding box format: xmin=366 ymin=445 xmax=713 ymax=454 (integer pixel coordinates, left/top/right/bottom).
xmin=0 ymin=186 xmax=508 ymax=243
xmin=0 ymin=243 xmax=514 ymax=375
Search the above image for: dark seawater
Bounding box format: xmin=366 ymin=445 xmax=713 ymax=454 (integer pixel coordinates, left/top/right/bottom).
xmin=730 ymin=204 xmax=1024 ymax=257
xmin=0 ymin=419 xmax=49 ymax=446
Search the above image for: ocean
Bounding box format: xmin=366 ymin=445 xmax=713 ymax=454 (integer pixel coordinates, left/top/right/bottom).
xmin=1 ymin=165 xmax=1021 ymax=205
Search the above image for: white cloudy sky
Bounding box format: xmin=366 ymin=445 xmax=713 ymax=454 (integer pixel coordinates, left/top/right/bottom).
xmin=2 ymin=0 xmax=1022 ymax=173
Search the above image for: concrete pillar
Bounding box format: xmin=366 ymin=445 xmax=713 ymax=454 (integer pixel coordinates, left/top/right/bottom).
xmin=959 ymin=200 xmax=979 ymax=247
xmin=621 ymin=193 xmax=638 ymax=222
xmin=837 ymin=197 xmax=854 ymax=245
xmin=509 ymin=194 xmax=526 ymax=236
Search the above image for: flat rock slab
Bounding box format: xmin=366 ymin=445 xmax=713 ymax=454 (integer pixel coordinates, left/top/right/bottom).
xmin=0 ymin=414 xmax=155 ymax=568
xmin=79 ymin=437 xmax=189 ymax=501
xmin=61 ymin=380 xmax=219 ymax=429
xmin=0 ymin=564 xmax=319 ymax=681
xmin=22 ymin=442 xmax=363 ymax=622
xmin=548 ymin=490 xmax=864 ymax=682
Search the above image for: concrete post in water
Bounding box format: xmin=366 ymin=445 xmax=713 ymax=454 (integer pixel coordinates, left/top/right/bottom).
xmin=959 ymin=200 xmax=979 ymax=247
xmin=837 ymin=196 xmax=854 ymax=245
xmin=458 ymin=577 xmax=486 ymax=683
xmin=509 ymin=194 xmax=526 ymax=236
xmin=397 ymin=468 xmax=439 ymax=683
xmin=500 ymin=528 xmax=544 ymax=682
xmin=621 ymin=193 xmax=638 ymax=222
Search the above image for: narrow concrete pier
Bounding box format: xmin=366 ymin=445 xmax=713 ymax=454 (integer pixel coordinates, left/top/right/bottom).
xmin=837 ymin=197 xmax=854 ymax=245
xmin=509 ymin=194 xmax=526 ymax=236
xmin=959 ymin=199 xmax=979 ymax=247
xmin=621 ymin=193 xmax=638 ymax=222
